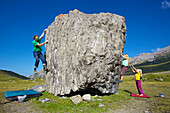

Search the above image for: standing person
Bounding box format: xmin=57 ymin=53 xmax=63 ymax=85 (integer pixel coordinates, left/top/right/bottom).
xmin=130 ymin=65 xmax=143 ymax=96
xmin=119 ymin=54 xmax=129 ymax=83
xmin=32 ymin=29 xmax=48 ymax=73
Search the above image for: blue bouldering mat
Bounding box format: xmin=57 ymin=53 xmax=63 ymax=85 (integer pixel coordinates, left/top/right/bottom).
xmin=4 ymin=90 xmax=42 ymax=100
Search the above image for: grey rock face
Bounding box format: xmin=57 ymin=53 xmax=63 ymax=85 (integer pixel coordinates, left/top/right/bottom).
xmin=70 ymin=95 xmax=83 ymax=104
xmin=45 ymin=10 xmax=126 ymax=96
xmin=29 ymin=84 xmax=46 ymax=92
xmin=155 ymin=78 xmax=163 ymax=81
xmin=82 ymin=94 xmax=91 ymax=101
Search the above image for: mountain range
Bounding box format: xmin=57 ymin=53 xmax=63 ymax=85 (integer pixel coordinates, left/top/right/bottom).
xmin=129 ymin=46 xmax=170 ymax=65
xmin=125 ymin=46 xmax=170 ymax=75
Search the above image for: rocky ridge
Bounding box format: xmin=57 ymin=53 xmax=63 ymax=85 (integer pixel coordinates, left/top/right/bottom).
xmin=28 ymin=70 xmax=46 ymax=79
xmin=129 ymin=46 xmax=170 ymax=65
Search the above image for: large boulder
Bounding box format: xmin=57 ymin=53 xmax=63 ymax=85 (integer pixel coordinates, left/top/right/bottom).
xmin=45 ymin=9 xmax=126 ymax=96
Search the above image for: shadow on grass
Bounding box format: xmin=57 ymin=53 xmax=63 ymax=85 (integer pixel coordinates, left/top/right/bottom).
xmin=123 ymin=90 xmax=132 ymax=94
xmin=0 ymin=100 xmax=13 ymax=105
xmin=0 ymin=97 xmax=36 ymax=105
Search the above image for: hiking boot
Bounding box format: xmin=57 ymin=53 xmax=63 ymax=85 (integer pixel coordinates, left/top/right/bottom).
xmin=34 ymin=69 xmax=37 ymax=74
xmin=43 ymin=66 xmax=47 ymax=71
xmin=34 ymin=67 xmax=37 ymax=74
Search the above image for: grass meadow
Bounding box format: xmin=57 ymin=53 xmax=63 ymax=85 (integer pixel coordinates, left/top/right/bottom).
xmin=0 ymin=70 xmax=170 ymax=113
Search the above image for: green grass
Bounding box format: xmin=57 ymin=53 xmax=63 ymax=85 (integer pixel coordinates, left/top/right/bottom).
xmin=0 ymin=70 xmax=170 ymax=112
xmin=143 ymin=73 xmax=170 ymax=82
xmin=0 ymin=71 xmax=44 ymax=112
xmin=33 ymin=90 xmax=132 ymax=113
xmin=120 ymin=74 xmax=170 ymax=112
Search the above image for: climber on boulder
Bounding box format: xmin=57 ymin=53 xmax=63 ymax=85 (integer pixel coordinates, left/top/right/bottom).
xmin=119 ymin=54 xmax=129 ymax=83
xmin=32 ymin=29 xmax=48 ymax=73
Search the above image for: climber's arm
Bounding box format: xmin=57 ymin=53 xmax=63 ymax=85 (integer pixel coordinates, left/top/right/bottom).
xmin=122 ymin=54 xmax=125 ymax=59
xmin=132 ymin=65 xmax=138 ymax=73
xmin=130 ymin=66 xmax=135 ymax=73
xmin=40 ymin=29 xmax=47 ymax=39
xmin=36 ymin=40 xmax=48 ymax=46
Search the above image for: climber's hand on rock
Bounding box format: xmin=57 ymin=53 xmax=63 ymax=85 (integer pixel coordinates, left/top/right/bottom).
xmin=44 ymin=29 xmax=47 ymax=32
xmin=45 ymin=40 xmax=48 ymax=43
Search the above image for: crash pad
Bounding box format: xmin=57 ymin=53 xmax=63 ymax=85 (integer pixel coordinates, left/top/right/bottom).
xmin=4 ymin=90 xmax=42 ymax=100
xmin=131 ymin=93 xmax=150 ymax=98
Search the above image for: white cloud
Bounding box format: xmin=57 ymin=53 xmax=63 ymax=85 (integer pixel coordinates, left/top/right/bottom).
xmin=156 ymin=48 xmax=161 ymax=51
xmin=151 ymin=48 xmax=162 ymax=52
xmin=161 ymin=1 xmax=170 ymax=9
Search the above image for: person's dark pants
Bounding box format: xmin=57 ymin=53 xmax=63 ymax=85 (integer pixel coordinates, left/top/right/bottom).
xmin=136 ymin=80 xmax=143 ymax=94
xmin=33 ymin=51 xmax=46 ymax=67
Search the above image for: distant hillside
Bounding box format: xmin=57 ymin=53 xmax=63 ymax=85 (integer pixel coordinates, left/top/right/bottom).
xmin=126 ymin=46 xmax=170 ymax=75
xmin=129 ymin=46 xmax=170 ymax=65
xmin=28 ymin=70 xmax=46 ymax=79
xmin=0 ymin=70 xmax=29 ymax=80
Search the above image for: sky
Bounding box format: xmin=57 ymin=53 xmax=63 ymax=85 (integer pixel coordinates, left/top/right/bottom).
xmin=0 ymin=0 xmax=170 ymax=76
